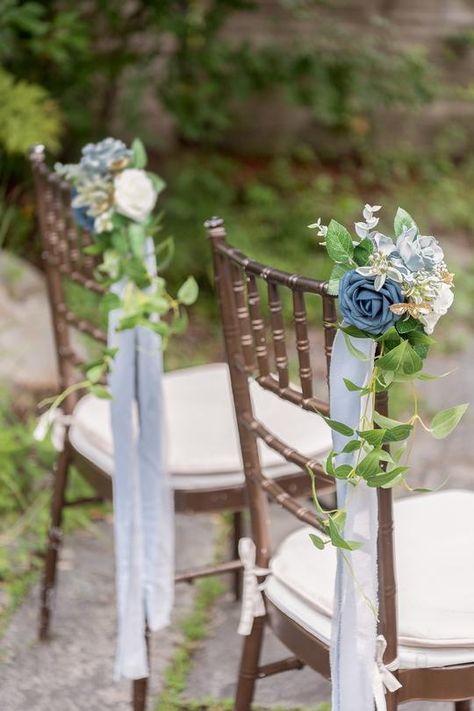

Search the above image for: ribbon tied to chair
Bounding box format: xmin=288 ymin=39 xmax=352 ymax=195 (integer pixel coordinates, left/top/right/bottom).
xmin=108 ymin=238 xmax=174 ymax=680
xmin=373 ymin=635 xmax=402 ymax=711
xmin=329 ymin=328 xmax=401 ymax=710
xmin=237 ymin=537 xmax=270 ymax=636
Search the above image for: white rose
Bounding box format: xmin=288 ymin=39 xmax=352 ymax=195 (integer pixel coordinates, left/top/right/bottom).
xmin=114 ymin=169 xmax=157 ymax=222
xmin=421 ymin=283 xmax=454 ymax=334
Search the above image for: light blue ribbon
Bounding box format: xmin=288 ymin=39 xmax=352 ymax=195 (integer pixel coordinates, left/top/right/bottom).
xmin=108 ymin=240 xmax=174 ymax=680
xmin=329 ymin=328 xmax=378 ymax=711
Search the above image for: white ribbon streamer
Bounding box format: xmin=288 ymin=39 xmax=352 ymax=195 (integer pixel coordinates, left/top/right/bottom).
xmin=109 ymin=238 xmax=174 ymax=680
xmin=238 ymin=537 xmax=270 ymax=636
xmin=373 ymin=635 xmax=402 ymax=711
xmin=329 ymin=329 xmax=381 ymax=711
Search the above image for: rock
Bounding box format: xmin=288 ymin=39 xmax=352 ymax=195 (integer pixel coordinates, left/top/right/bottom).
xmin=0 ymin=250 xmax=59 ymax=390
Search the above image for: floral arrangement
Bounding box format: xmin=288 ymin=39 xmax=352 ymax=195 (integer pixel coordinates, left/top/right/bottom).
xmin=54 ymin=137 xmax=198 ymax=394
xmin=307 ymin=205 xmax=467 ymax=551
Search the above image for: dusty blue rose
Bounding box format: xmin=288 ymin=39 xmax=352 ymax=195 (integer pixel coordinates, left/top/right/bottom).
xmin=396 ymin=226 xmax=444 ymax=272
xmin=71 ymin=189 xmax=95 ymax=232
xmin=339 ymin=270 xmax=403 ymax=335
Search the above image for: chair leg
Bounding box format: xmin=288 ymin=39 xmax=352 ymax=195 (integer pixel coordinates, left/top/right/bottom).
xmin=385 ymin=691 xmax=398 ymax=711
xmin=455 ymin=702 xmax=471 ymax=711
xmin=234 ymin=615 xmax=265 ymax=711
xmin=232 ymin=510 xmax=243 ymax=601
xmin=38 ymin=445 xmax=72 ymax=641
xmin=132 ymin=626 xmax=151 ymax=711
xmin=132 ymin=678 xmax=148 ymax=711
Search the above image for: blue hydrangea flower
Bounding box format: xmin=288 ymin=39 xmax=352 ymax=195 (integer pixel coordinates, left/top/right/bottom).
xmin=396 ymin=226 xmax=444 ymax=272
xmin=339 ymin=270 xmax=404 ymax=335
xmin=79 ymin=137 xmax=132 ymax=175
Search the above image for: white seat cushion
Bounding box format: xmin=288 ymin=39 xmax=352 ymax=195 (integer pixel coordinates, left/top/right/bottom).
xmin=69 ymin=362 xmax=332 ymax=490
xmin=265 ymin=490 xmax=474 ymax=669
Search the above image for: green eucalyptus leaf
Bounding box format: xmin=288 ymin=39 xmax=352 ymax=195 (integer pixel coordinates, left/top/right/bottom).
xmin=309 ymin=533 xmax=326 ymax=550
xmin=394 ymin=207 xmax=418 ymax=237
xmin=430 ymin=404 xmax=468 ymax=439
xmin=177 ymin=276 xmax=199 ymax=305
xmin=131 ymin=137 xmax=147 ymax=169
xmin=325 ymin=220 xmax=354 ymax=263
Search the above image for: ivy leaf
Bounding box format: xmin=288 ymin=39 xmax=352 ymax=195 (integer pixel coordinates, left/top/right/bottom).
xmin=353 ymin=237 xmax=373 ymax=266
xmin=325 ymin=220 xmax=354 ymax=263
xmin=155 ymin=236 xmax=175 ymax=272
xmin=405 ymin=329 xmax=435 ymax=359
xmin=309 ymin=533 xmax=326 ymax=550
xmin=430 ymin=404 xmax=469 ymax=439
xmin=177 ymin=275 xmax=199 ymax=305
xmin=395 ymin=316 xmax=419 ymax=335
xmin=376 ymin=340 xmax=422 ymax=375
xmin=394 ymin=207 xmax=418 ymax=237
xmin=131 ymin=137 xmax=147 ymax=169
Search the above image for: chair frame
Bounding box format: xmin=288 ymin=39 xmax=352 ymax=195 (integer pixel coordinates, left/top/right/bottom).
xmin=28 ymin=145 xmax=320 ymax=711
xmin=206 ymin=215 xmax=474 ymax=711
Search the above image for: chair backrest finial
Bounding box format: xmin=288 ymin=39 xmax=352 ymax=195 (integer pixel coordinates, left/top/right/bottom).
xmin=29 ymin=144 xmax=46 ymax=163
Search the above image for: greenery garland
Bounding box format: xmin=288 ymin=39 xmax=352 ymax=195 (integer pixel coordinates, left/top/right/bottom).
xmin=307 ymin=205 xmax=468 ymax=551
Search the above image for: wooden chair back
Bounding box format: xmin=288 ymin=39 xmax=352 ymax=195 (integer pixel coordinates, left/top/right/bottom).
xmin=29 ymin=144 xmax=106 ymax=413
xmin=206 ymin=216 xmax=398 ymax=670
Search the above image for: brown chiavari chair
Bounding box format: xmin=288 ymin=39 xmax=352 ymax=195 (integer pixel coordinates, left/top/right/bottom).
xmin=207 ymin=215 xmax=474 ymax=711
xmin=28 ymin=145 xmax=335 ymax=711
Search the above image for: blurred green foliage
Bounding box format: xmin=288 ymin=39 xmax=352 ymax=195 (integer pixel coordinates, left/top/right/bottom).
xmin=0 ymin=389 xmax=104 ymax=633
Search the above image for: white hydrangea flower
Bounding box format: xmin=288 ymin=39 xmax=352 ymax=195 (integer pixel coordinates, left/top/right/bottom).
xmin=419 ymin=283 xmax=454 ymax=334
xmin=94 ymin=209 xmax=114 ymax=234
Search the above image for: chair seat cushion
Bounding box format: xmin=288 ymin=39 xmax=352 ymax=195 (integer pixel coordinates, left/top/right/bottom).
xmin=265 ymin=490 xmax=474 ymax=669
xmin=69 ymin=362 xmax=332 ymax=489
